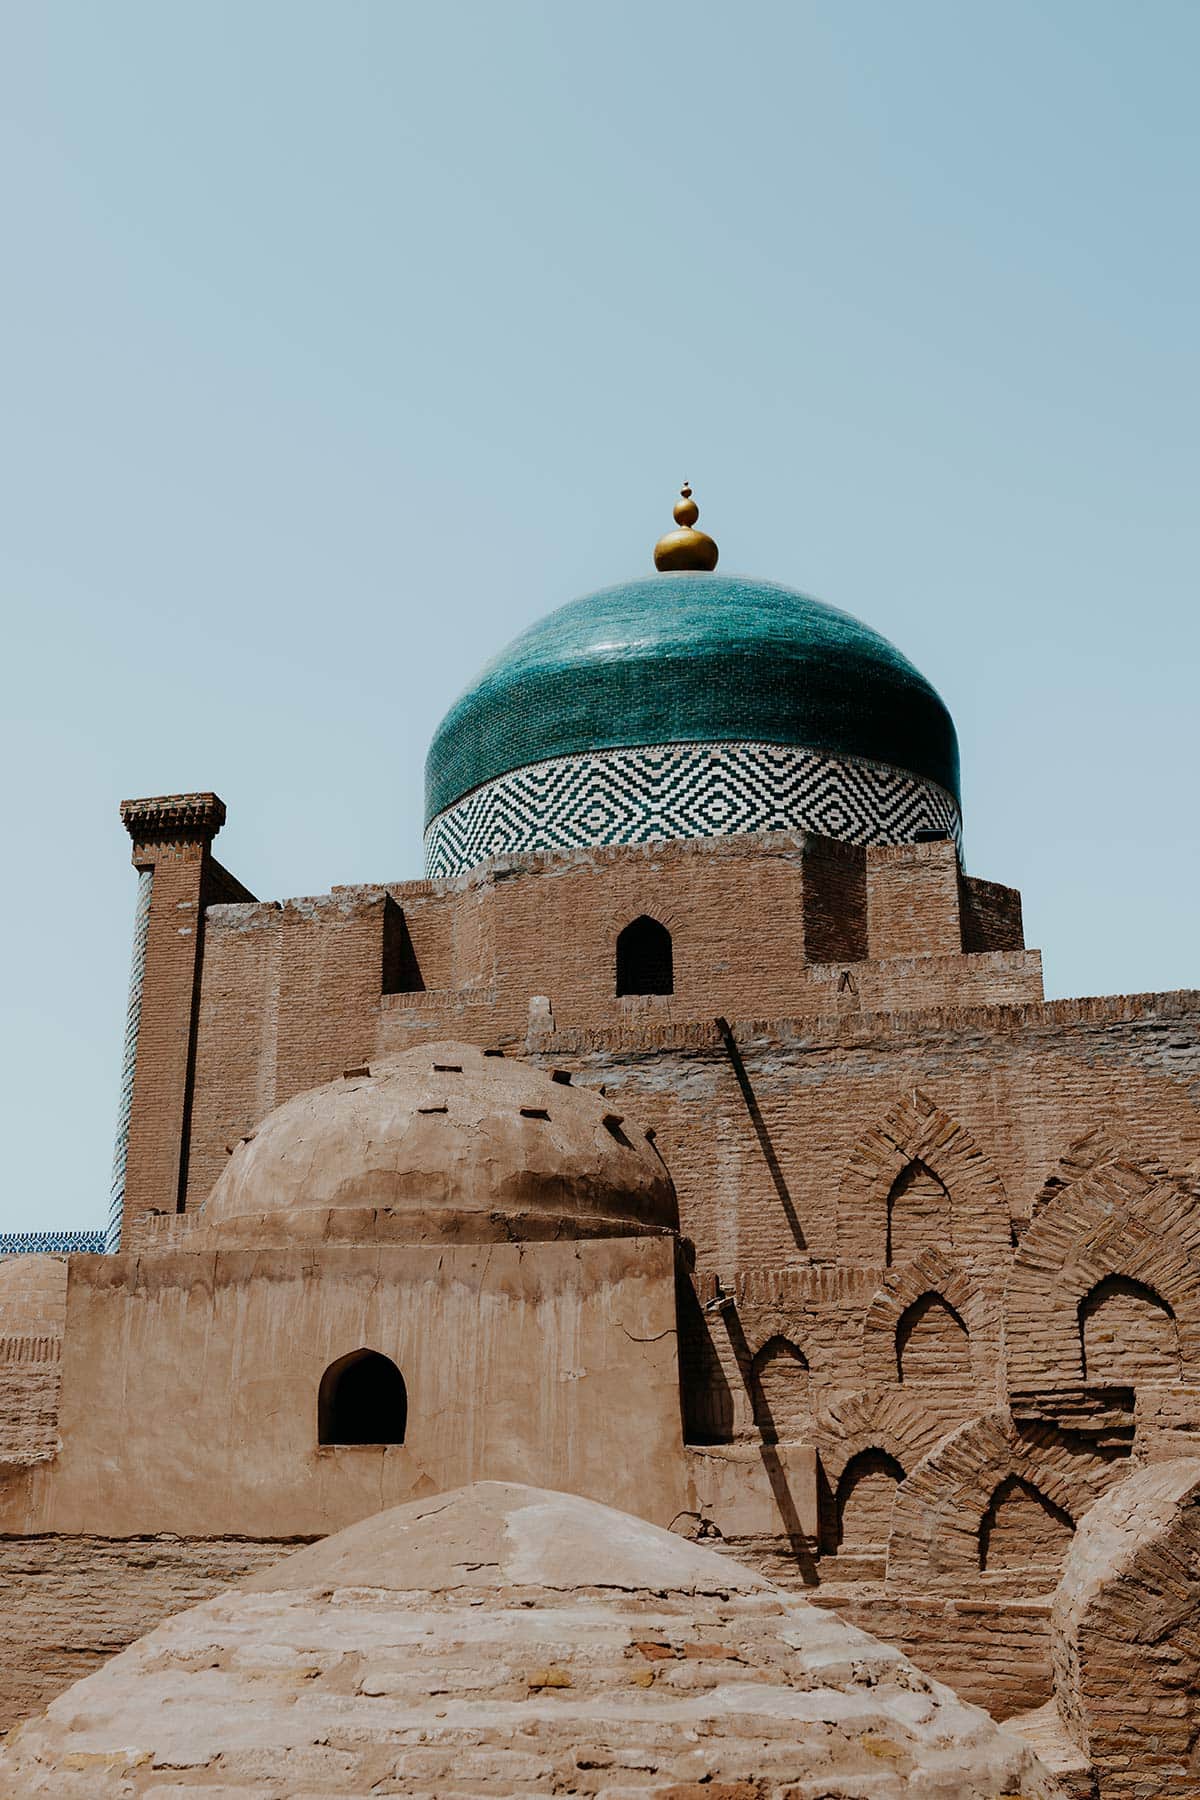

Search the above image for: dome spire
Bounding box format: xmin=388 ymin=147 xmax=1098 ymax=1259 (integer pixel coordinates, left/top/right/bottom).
xmin=653 ymin=482 xmax=719 ymax=572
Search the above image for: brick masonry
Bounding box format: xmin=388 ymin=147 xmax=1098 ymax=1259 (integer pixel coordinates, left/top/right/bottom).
xmin=23 ymin=807 xmax=1199 ymax=1795
xmin=0 ymin=1536 xmax=304 ymax=1736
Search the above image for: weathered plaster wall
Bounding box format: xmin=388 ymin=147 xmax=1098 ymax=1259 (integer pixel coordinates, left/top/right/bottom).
xmin=0 ymin=1236 xmax=683 ymax=1539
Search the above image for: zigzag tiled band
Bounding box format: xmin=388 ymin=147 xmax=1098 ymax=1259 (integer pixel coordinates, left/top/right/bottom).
xmin=425 ymin=741 xmax=962 ymax=878
xmin=0 ymin=1231 xmax=105 ymax=1256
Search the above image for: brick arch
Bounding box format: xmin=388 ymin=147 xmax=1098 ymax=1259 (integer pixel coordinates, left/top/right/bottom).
xmin=1005 ymin=1162 xmax=1200 ymax=1395
xmin=897 ymin=1293 xmax=972 ymax=1388
xmin=1052 ymin=1457 xmax=1200 ymax=1798
xmin=835 ymin=1447 xmax=906 ymax=1553
xmin=886 ymin=1408 xmax=1128 ymax=1595
xmin=1079 ymin=1274 xmax=1181 ymax=1386
xmin=748 ymin=1334 xmax=811 ymax=1442
xmin=837 ymin=1090 xmax=1010 ymax=1269
xmin=1031 ymin=1126 xmax=1129 ymax=1220
xmin=814 ymin=1387 xmax=961 ymax=1489
xmin=979 ymin=1474 xmax=1075 ymax=1575
xmin=861 ymin=1248 xmax=1001 ymax=1395
xmin=600 ymin=899 xmax=679 ymax=938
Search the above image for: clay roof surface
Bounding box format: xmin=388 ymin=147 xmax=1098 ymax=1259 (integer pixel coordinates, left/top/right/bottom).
xmin=204 ymin=1043 xmax=676 ymax=1244
xmin=0 ymin=1481 xmax=1061 ymax=1797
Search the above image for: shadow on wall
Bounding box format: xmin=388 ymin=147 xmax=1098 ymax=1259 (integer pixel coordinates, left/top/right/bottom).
xmin=715 ymin=1019 xmax=806 ymax=1253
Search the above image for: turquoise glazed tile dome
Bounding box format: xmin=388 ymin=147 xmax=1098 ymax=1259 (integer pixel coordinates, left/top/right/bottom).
xmin=424 ymin=496 xmax=961 ymax=879
xmin=426 ymin=573 xmax=959 ymax=817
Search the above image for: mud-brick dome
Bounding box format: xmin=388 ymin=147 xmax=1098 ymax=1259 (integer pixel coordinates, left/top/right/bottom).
xmin=203 ymin=1043 xmax=675 ymax=1244
xmin=0 ymin=1483 xmax=1056 ymax=1797
xmin=424 ymin=559 xmax=961 ymax=878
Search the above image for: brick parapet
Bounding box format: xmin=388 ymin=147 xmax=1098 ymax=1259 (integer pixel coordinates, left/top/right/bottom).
xmin=867 ymin=838 xmax=964 ymax=959
xmin=526 ymin=985 xmax=1200 ymax=1058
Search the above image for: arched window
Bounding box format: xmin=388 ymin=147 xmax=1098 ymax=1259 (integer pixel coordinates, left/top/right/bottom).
xmin=1079 ymin=1275 xmax=1181 ymax=1386
xmin=896 ymin=1291 xmax=971 ymax=1386
xmin=979 ymin=1475 xmax=1073 ymax=1574
xmin=318 ymin=1349 xmax=407 ymax=1446
xmin=616 ymin=916 xmax=673 ymax=996
xmin=885 ymin=1158 xmax=951 ymax=1266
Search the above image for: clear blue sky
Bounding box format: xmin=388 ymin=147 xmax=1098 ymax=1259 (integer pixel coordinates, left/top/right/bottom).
xmin=1 ymin=2 xmax=1196 ymax=1233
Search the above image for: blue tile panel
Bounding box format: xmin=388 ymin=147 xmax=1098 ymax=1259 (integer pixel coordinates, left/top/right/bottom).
xmin=426 ymin=574 xmax=960 ymax=825
xmin=106 ymin=865 xmax=154 ymax=1253
xmin=0 ymin=1231 xmax=105 ymax=1256
xmin=425 ymin=739 xmax=962 ymax=878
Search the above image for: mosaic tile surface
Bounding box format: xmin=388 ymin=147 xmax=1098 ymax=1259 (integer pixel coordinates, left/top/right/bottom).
xmin=106 ymin=865 xmax=153 ymax=1252
xmin=0 ymin=1231 xmax=105 ymax=1256
xmin=426 ymin=574 xmax=960 ymax=824
xmin=425 ymin=739 xmax=962 ymax=877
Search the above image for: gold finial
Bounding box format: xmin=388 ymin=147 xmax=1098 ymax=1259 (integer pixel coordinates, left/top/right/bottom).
xmin=654 ymin=482 xmax=719 ymax=572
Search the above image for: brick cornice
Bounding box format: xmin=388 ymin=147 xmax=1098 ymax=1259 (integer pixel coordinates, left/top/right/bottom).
xmin=120 ymin=793 xmax=226 ymax=847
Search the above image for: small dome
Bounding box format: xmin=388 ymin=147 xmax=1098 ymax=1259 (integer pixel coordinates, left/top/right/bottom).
xmin=0 ymin=1482 xmax=1057 ymax=1797
xmin=425 ymin=574 xmax=961 ymax=876
xmin=203 ymin=1043 xmax=675 ymax=1244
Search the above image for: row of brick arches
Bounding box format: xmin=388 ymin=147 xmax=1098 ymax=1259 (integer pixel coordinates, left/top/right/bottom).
xmin=825 ymin=1452 xmax=1075 ymax=1569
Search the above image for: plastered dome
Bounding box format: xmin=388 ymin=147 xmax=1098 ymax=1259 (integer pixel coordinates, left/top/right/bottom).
xmin=425 ymin=570 xmax=961 ymax=876
xmin=203 ymin=1042 xmax=676 ymax=1244
xmin=0 ymin=1483 xmax=1059 ymax=1797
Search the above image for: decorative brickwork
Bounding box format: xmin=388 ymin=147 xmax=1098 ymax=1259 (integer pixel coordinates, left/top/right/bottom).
xmin=1051 ymin=1457 xmax=1200 ymax=1797
xmin=886 ymin=1408 xmax=1129 ymax=1596
xmin=813 ymin=1386 xmax=962 ymax=1487
xmin=1005 ymin=1161 xmax=1200 ymax=1395
xmin=0 ymin=1232 xmax=104 ymax=1256
xmin=837 ymin=1089 xmax=1012 ymax=1269
xmin=425 ymin=740 xmax=962 ymax=877
xmin=861 ymin=1247 xmax=1001 ymax=1394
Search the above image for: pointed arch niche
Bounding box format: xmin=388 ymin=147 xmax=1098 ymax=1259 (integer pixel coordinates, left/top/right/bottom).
xmin=1079 ymin=1275 xmax=1181 ymax=1387
xmin=837 ymin=1091 xmax=1010 ymax=1270
xmin=750 ymin=1335 xmax=810 ymax=1442
xmin=979 ymin=1475 xmax=1074 ymax=1575
xmin=1005 ymin=1160 xmax=1200 ymax=1395
xmin=861 ymin=1247 xmax=1000 ymax=1398
xmin=616 ymin=916 xmax=673 ymax=997
xmin=318 ymin=1349 xmax=407 ymax=1446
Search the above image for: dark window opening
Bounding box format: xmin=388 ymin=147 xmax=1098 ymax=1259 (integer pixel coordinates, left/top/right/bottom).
xmin=382 ymin=896 xmax=424 ymax=994
xmin=616 ymin=916 xmax=673 ymax=996
xmin=318 ymin=1349 xmax=407 ymax=1446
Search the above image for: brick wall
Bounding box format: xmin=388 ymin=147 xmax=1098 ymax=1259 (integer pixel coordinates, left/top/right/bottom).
xmin=0 ymin=1536 xmax=302 ymax=1734
xmin=808 ymin=1590 xmax=1053 ymax=1720
xmin=182 ymin=830 xmax=1044 ymax=1220
xmin=867 ymin=839 xmax=963 ymax=959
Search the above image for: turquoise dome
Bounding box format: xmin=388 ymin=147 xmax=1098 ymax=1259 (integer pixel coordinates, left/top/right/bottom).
xmin=425 ymin=573 xmax=959 ymax=826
